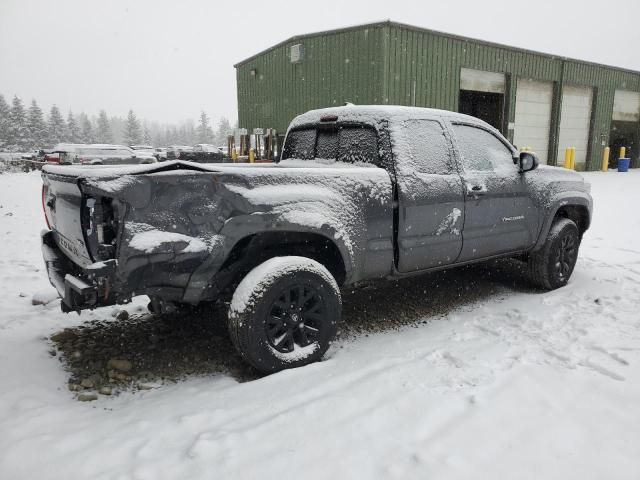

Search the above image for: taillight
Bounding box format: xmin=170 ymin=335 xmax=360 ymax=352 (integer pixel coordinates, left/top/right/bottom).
xmin=42 ymin=184 xmax=51 ymax=229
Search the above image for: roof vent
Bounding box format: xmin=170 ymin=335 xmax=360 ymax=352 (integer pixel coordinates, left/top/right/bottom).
xmin=290 ymin=44 xmax=304 ymax=63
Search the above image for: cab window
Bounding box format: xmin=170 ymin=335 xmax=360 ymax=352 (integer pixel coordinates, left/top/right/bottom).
xmin=397 ymin=119 xmax=454 ymax=175
xmin=452 ymin=124 xmax=515 ymax=172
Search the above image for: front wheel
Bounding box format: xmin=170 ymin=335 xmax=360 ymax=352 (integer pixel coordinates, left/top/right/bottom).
xmin=228 ymin=256 xmax=341 ymax=373
xmin=528 ymin=218 xmax=580 ymax=290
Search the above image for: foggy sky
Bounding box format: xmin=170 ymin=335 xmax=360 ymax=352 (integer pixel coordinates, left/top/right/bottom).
xmin=1 ymin=0 xmax=639 ymax=126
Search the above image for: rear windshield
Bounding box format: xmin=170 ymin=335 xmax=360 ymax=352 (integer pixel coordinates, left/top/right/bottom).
xmin=282 ymin=125 xmax=379 ymax=166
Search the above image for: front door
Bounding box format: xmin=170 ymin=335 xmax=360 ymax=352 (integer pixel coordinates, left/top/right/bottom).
xmin=449 ymin=122 xmax=538 ymax=262
xmin=393 ymin=118 xmax=465 ymax=272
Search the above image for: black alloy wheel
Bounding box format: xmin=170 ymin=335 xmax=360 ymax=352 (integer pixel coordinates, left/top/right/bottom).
xmin=228 ymin=257 xmax=341 ymax=373
xmin=265 ymin=285 xmax=325 ymax=354
xmin=553 ymin=232 xmax=578 ymax=281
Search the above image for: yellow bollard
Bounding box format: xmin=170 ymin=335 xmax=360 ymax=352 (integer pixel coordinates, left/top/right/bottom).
xmin=619 ymin=146 xmax=626 ymax=159
xmin=249 ymin=148 xmax=255 ymax=163
xmin=602 ymin=147 xmax=610 ymax=172
xmin=570 ymin=147 xmax=576 ymax=170
xmin=564 ymin=148 xmax=572 ymax=169
xmin=231 ymin=148 xmax=238 ymax=162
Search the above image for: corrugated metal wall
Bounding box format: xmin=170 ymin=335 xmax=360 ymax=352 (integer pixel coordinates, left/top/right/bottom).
xmin=236 ymin=21 xmax=640 ymax=170
xmin=236 ymin=25 xmax=386 ymax=134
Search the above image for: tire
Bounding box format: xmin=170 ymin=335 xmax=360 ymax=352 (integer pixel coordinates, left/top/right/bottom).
xmin=528 ymin=217 xmax=580 ymax=290
xmin=228 ymin=256 xmax=341 ymax=373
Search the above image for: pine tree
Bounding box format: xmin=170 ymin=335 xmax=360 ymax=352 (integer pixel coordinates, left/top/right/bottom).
xmin=66 ymin=110 xmax=81 ymax=143
xmin=215 ymin=117 xmax=233 ymax=145
xmin=78 ymin=113 xmax=94 ymax=143
xmin=167 ymin=126 xmax=179 ymax=145
xmin=26 ymin=100 xmax=48 ymax=149
xmin=154 ymin=125 xmax=171 ymax=147
xmin=196 ymin=111 xmax=214 ymax=144
xmin=0 ymin=94 xmax=10 ymax=150
xmin=7 ymin=96 xmax=29 ymax=151
xmin=95 ymin=110 xmax=113 ymax=144
xmin=142 ymin=124 xmax=152 ymax=145
xmin=178 ymin=119 xmax=196 ymax=145
xmin=47 ymin=105 xmax=66 ymax=145
xmin=122 ymin=109 xmax=142 ymax=145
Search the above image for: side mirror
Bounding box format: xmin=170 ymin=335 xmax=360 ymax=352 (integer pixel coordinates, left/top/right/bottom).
xmin=519 ymin=151 xmax=539 ymax=173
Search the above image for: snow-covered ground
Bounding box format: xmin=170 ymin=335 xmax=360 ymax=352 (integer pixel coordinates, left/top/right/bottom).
xmin=1 ymin=169 xmax=639 ymax=479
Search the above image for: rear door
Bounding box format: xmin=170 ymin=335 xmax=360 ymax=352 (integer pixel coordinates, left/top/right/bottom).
xmin=450 ymin=122 xmax=538 ymax=261
xmin=393 ymin=118 xmax=465 ymax=272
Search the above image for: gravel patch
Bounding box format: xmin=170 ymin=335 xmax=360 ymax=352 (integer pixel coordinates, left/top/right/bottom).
xmin=50 ymin=259 xmax=533 ymax=400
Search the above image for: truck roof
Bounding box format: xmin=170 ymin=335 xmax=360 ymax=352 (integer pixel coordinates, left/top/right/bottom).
xmin=289 ymin=105 xmax=490 ymax=130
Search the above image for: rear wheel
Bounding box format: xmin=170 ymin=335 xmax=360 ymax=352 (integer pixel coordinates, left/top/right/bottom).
xmin=528 ymin=218 xmax=580 ymax=290
xmin=228 ymin=256 xmax=341 ymax=373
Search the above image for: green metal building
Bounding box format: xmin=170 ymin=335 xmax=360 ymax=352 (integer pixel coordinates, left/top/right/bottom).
xmin=235 ymin=21 xmax=640 ymax=170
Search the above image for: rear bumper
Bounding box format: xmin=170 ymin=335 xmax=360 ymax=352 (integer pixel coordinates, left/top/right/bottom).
xmin=41 ymin=230 xmax=116 ymax=312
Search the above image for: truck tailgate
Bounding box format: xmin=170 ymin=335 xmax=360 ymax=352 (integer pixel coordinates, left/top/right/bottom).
xmin=42 ymin=172 xmax=93 ymax=267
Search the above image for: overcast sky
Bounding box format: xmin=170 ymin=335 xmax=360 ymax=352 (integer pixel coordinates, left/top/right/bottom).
xmin=1 ymin=0 xmax=639 ymax=126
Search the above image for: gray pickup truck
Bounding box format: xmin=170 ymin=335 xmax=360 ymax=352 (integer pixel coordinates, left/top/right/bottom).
xmin=41 ymin=106 xmax=592 ymax=373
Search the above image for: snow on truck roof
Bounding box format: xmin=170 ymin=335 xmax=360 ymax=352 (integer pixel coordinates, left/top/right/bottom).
xmin=289 ymin=105 xmax=490 ymax=130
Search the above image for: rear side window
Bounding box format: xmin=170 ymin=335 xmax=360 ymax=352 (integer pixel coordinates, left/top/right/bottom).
xmin=282 ymin=125 xmax=379 ymax=166
xmin=452 ymin=124 xmax=515 ymax=172
xmin=395 ymin=119 xmax=454 ymax=174
xmin=338 ymin=127 xmax=378 ymax=164
xmin=283 ymin=129 xmax=317 ymax=160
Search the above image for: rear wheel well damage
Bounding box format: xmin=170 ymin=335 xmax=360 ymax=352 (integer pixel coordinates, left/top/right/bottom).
xmin=215 ymin=232 xmax=347 ymax=299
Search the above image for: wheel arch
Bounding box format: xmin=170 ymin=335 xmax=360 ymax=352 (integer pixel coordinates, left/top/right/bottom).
xmin=554 ymin=204 xmax=590 ymax=238
xmin=533 ymin=194 xmax=592 ymax=251
xmin=214 ymin=230 xmax=349 ymax=300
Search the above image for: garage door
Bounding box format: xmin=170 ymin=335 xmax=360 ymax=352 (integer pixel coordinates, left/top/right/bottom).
xmin=513 ymin=78 xmax=553 ymax=164
xmin=557 ymin=86 xmax=593 ymax=168
xmin=612 ymin=90 xmax=640 ymax=122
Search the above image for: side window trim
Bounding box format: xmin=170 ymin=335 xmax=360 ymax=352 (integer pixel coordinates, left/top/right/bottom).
xmin=432 ymin=117 xmax=462 ymax=176
xmin=447 ymin=121 xmax=517 ymax=173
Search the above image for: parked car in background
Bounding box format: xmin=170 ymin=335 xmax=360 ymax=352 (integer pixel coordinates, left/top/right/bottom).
xmin=18 ymin=149 xmax=48 ymax=171
xmin=44 ymin=151 xmax=61 ymax=164
xmin=130 ymin=145 xmax=156 ymax=158
xmin=51 ymin=144 xmax=157 ymax=165
xmin=190 ymin=144 xmax=225 ymax=163
xmin=166 ymin=145 xmax=193 ymax=160
xmin=21 ymin=150 xmax=41 ymax=160
xmin=154 ymin=147 xmax=168 ymax=161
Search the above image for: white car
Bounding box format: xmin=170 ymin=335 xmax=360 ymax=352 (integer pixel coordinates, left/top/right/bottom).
xmin=52 ymin=144 xmax=156 ymax=165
